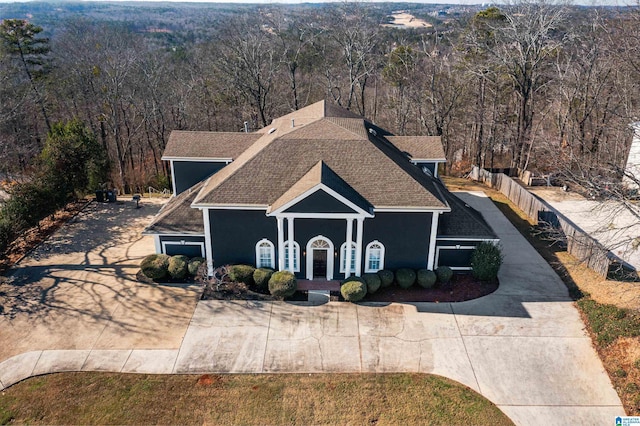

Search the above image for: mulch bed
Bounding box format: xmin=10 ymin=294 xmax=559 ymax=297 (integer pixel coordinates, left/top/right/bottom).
xmin=364 ymin=273 xmax=499 ymax=303
xmin=199 ymin=273 xmax=498 ymax=303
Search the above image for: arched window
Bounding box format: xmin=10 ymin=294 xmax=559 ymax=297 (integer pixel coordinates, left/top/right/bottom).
xmin=365 ymin=241 xmax=385 ymax=273
xmin=255 ymin=239 xmax=275 ymax=269
xmin=284 ymin=241 xmax=300 ymax=272
xmin=340 ymin=241 xmax=357 ymax=273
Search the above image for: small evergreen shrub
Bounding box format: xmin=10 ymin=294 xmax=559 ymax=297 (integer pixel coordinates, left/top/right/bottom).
xmin=268 ymin=271 xmax=297 ymax=299
xmin=362 ymin=273 xmax=381 ymax=294
xmin=436 ymin=266 xmax=453 ymax=283
xmin=229 ymin=264 xmax=256 ymax=285
xmin=417 ymin=269 xmax=437 ymax=289
xmin=395 ymin=268 xmax=416 ymax=289
xmin=140 ymin=253 xmax=170 ymax=280
xmin=341 ymin=277 xmax=367 ymax=302
xmin=253 ymin=268 xmax=274 ymax=290
xmin=168 ymin=255 xmax=189 ymax=280
xmin=377 ymin=269 xmax=394 ymax=287
xmin=187 ymin=257 xmax=205 ymax=276
xmin=471 ymin=242 xmax=503 ymax=281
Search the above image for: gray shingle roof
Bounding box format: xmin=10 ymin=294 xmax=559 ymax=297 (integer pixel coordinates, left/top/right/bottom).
xmin=386 ymin=136 xmax=446 ymax=161
xmin=191 ymin=101 xmax=449 ymax=211
xmin=143 ymin=181 xmax=204 ymax=235
xmin=437 ymin=189 xmax=497 ymax=239
xmin=162 ymin=131 xmax=261 ymax=159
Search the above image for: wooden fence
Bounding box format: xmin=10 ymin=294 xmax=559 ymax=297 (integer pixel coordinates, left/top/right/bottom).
xmin=470 ymin=166 xmax=611 ymax=277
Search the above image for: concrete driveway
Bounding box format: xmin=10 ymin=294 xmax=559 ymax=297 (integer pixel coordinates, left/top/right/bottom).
xmin=0 ymin=192 xmax=624 ymax=425
xmin=0 ymin=198 xmax=200 ymax=361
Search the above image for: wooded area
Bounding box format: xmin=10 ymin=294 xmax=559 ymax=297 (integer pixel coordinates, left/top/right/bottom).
xmin=0 ymin=1 xmax=638 ymax=195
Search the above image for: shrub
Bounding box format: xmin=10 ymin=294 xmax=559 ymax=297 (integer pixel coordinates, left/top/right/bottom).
xmin=417 ymin=269 xmax=437 ymax=289
xmin=268 ymin=271 xmax=297 ymax=299
xmin=140 ymin=253 xmax=170 ymax=280
xmin=362 ymin=273 xmax=381 ymax=294
xmin=395 ymin=268 xmax=416 ymax=289
xmin=229 ymin=264 xmax=256 ymax=285
xmin=168 ymin=255 xmax=189 ymax=280
xmin=253 ymin=267 xmax=274 ymax=290
xmin=188 ymin=257 xmax=205 ymax=276
xmin=471 ymin=242 xmax=503 ymax=281
xmin=0 ymin=218 xmax=15 ymax=253
xmin=377 ymin=269 xmax=394 ymax=287
xmin=341 ymin=277 xmax=367 ymax=302
xmin=436 ymin=266 xmax=453 ymax=283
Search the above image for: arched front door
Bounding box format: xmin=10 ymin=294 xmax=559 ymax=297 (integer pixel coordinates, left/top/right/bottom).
xmin=306 ymin=236 xmax=334 ymax=280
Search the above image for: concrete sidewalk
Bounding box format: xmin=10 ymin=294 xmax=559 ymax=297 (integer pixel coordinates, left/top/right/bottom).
xmin=0 ymin=192 xmax=625 ymax=425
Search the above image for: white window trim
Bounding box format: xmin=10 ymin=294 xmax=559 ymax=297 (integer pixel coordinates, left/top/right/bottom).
xmin=339 ymin=242 xmax=357 ymax=273
xmin=161 ymin=240 xmax=205 ymax=257
xmin=364 ymin=240 xmax=385 ymax=273
xmin=283 ymin=241 xmax=301 ymax=272
xmin=255 ymin=239 xmax=275 ymax=269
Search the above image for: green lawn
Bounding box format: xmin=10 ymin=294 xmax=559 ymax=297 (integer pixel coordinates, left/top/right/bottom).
xmin=0 ymin=372 xmax=513 ymax=425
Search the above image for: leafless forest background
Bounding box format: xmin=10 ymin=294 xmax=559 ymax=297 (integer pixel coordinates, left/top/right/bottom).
xmin=1 ymin=1 xmax=640 ymax=194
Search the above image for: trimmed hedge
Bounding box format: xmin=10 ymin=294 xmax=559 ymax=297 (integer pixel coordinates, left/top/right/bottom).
xmin=436 ymin=266 xmax=453 ymax=283
xmin=362 ymin=273 xmax=381 ymax=294
xmin=229 ymin=264 xmax=256 ymax=285
xmin=417 ymin=269 xmax=437 ymax=289
xmin=377 ymin=269 xmax=394 ymax=287
xmin=188 ymin=257 xmax=205 ymax=276
xmin=396 ymin=268 xmax=416 ymax=289
xmin=471 ymin=242 xmax=503 ymax=281
xmin=341 ymin=277 xmax=367 ymax=302
xmin=253 ymin=268 xmax=274 ymax=290
xmin=140 ymin=254 xmax=170 ymax=280
xmin=168 ymin=255 xmax=189 ymax=279
xmin=268 ymin=271 xmax=297 ymax=299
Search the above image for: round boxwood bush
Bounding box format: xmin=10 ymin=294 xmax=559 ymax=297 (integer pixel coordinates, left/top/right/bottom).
xmin=187 ymin=257 xmax=205 ymax=276
xmin=140 ymin=253 xmax=170 ymax=280
xmin=377 ymin=269 xmax=394 ymax=288
xmin=436 ymin=265 xmax=454 ymax=284
xmin=341 ymin=277 xmax=367 ymax=302
xmin=229 ymin=264 xmax=256 ymax=285
xmin=472 ymin=242 xmax=503 ymax=281
xmin=362 ymin=273 xmax=381 ymax=294
xmin=168 ymin=255 xmax=189 ymax=280
xmin=268 ymin=270 xmax=297 ymax=299
xmin=417 ymin=269 xmax=437 ymax=289
xmin=396 ymin=268 xmax=416 ymax=288
xmin=253 ymin=267 xmax=274 ymax=290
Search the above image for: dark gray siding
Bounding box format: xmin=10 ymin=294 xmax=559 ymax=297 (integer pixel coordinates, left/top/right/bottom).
xmin=435 ymin=239 xmax=496 ymax=269
xmin=294 ymin=218 xmax=348 ymax=279
xmin=363 ymin=212 xmax=432 ymax=270
xmin=284 ymin=190 xmax=356 ymax=214
xmin=173 ymin=161 xmax=227 ymax=195
xmin=209 ymin=210 xmax=277 ymax=267
xmin=160 ymin=235 xmax=205 ymax=257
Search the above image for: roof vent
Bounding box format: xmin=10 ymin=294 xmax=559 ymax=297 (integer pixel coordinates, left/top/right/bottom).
xmin=369 ymin=128 xmax=377 ymax=136
xmin=243 ymin=121 xmax=249 ymax=133
xmin=291 ymin=119 xmax=295 ymax=128
xmin=268 ymin=128 xmax=276 ymax=134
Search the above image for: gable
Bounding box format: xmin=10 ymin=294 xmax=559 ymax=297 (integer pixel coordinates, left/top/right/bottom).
xmin=283 ymin=189 xmax=358 ymax=214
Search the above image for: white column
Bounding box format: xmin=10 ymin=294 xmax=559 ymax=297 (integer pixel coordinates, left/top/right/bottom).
xmin=427 ymin=212 xmax=440 ymax=270
xmin=345 ymin=218 xmax=353 ymax=278
xmin=277 ymin=216 xmax=285 ymax=271
xmin=153 ymin=235 xmax=161 ymax=254
xmin=355 ymin=217 xmax=364 ymax=277
xmin=202 ymin=208 xmax=214 ymax=276
xmin=287 ymin=217 xmax=295 ymax=272
xmin=170 ymin=160 xmax=177 ymax=196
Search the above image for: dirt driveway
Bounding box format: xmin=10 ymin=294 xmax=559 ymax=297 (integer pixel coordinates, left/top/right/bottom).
xmin=0 ymin=198 xmax=200 ymax=361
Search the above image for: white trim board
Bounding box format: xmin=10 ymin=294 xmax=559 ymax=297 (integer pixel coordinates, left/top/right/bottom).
xmin=161 ymin=240 xmax=206 ymax=257
xmin=162 ymin=156 xmax=233 ymax=163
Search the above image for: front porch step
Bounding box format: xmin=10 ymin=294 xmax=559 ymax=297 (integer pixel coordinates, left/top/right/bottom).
xmin=297 ymin=279 xmax=341 ymax=291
